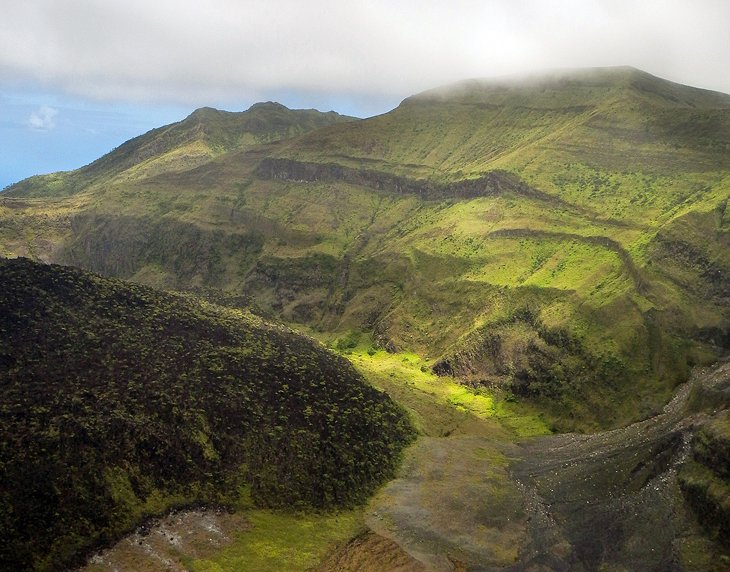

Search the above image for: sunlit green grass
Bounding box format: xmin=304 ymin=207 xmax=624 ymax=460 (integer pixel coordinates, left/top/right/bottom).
xmin=190 ymin=508 xmax=362 ymax=572
xmin=342 ymin=345 xmax=552 ymax=438
xmin=162 ymin=338 xmax=554 ymax=572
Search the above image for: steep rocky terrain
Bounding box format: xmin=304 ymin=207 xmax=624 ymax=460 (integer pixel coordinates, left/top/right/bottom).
xmin=355 ymin=355 xmax=730 ymax=571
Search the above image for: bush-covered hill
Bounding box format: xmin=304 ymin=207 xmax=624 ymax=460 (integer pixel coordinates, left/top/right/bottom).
xmin=0 ymin=257 xmax=413 ymax=571
xmin=1 ymin=67 xmax=728 ymax=429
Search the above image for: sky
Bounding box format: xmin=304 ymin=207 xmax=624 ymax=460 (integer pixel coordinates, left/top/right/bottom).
xmin=1 ymin=0 xmax=729 ymax=190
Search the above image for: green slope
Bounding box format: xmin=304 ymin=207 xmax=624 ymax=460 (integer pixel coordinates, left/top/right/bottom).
xmin=0 ymin=67 xmax=728 ymax=429
xmin=277 ymin=67 xmax=730 ymax=178
xmin=0 ymin=258 xmax=413 ymax=571
xmin=3 ymin=102 xmax=356 ymax=198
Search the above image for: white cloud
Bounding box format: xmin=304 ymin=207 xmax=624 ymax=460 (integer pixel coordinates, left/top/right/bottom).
xmin=1 ymin=0 xmax=729 ymax=109
xmin=28 ymin=105 xmax=58 ymax=130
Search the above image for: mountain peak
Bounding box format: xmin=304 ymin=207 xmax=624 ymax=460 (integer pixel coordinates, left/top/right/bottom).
xmin=247 ymin=101 xmax=289 ymax=112
xmin=2 ymin=102 xmax=355 ymax=198
xmin=404 ymin=66 xmax=730 ymax=110
xmin=183 ymin=106 xmax=227 ymax=123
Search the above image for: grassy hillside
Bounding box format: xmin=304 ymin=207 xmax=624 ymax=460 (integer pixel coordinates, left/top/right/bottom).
xmin=3 ymin=102 xmax=355 ymax=198
xmin=279 ymin=67 xmax=730 ymax=178
xmin=0 ymin=257 xmax=413 ymax=571
xmin=1 ymin=67 xmax=728 ymax=429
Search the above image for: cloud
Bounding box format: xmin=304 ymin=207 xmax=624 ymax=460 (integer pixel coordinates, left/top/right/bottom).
xmin=28 ymin=105 xmax=58 ymax=130
xmin=1 ymin=1 xmax=729 ymax=109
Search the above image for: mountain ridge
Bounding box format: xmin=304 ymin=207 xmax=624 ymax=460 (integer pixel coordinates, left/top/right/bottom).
xmin=405 ymin=66 xmax=730 ymax=108
xmin=3 ymin=103 xmax=356 ymax=198
xmin=275 ymin=66 xmax=730 ymax=182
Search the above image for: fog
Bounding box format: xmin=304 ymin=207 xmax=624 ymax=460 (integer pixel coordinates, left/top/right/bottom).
xmin=1 ymin=0 xmax=729 ymax=107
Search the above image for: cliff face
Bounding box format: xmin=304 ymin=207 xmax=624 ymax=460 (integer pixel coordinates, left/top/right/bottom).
xmin=255 ymin=157 xmax=562 ymax=203
xmin=679 ymin=362 xmax=730 ymax=547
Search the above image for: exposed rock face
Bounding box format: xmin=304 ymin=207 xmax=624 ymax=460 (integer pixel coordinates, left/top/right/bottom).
xmin=679 ymin=362 xmax=730 ymax=547
xmin=255 ymin=157 xmax=561 ymax=203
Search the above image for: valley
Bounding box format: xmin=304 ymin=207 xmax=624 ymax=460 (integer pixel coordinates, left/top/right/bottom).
xmin=354 ymin=350 xmax=730 ymax=571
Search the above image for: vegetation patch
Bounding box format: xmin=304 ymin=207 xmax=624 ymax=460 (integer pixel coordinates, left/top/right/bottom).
xmin=337 ymin=342 xmax=552 ymax=439
xmin=189 ymin=509 xmax=362 ymax=572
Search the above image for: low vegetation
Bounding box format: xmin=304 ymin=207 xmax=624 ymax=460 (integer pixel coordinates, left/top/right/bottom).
xmin=0 ymin=258 xmax=413 ymax=571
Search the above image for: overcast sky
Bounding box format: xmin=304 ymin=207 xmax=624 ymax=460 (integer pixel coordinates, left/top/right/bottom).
xmin=2 ymin=0 xmax=729 ymax=189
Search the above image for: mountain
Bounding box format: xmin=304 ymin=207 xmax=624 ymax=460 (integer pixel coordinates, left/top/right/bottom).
xmin=3 ymin=102 xmax=356 ymax=198
xmin=0 ymin=257 xmax=413 ymax=571
xmin=264 ymin=67 xmax=729 ymax=187
xmin=1 ymin=67 xmax=728 ymax=430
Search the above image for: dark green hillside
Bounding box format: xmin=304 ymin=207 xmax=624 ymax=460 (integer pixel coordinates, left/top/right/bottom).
xmin=0 ymin=258 xmax=413 ymax=571
xmin=0 ymin=67 xmax=728 ymax=429
xmin=4 ymin=102 xmax=355 ymax=198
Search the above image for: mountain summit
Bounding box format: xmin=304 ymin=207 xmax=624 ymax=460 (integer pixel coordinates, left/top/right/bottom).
xmin=407 ymin=66 xmax=730 ymax=108
xmin=277 ymin=66 xmax=730 ymax=181
xmin=4 ymin=103 xmax=356 ymax=198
